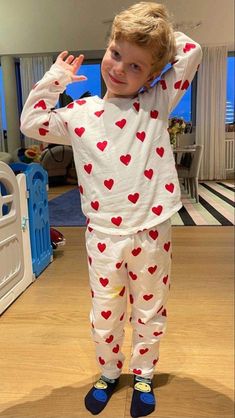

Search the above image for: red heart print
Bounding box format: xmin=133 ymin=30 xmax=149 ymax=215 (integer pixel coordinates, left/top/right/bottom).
xmin=88 ymin=256 xmax=92 ymax=265
xmin=160 ymin=80 xmax=167 ymax=90
xmin=97 ymin=242 xmax=106 ymax=253
xmin=101 ymin=310 xmax=111 ymax=320
xmin=153 ymin=358 xmax=159 ymax=365
xmin=148 ymin=265 xmax=157 ymax=275
xmin=133 ymin=369 xmax=142 ymax=375
xmin=181 ymin=80 xmax=190 ymax=90
xmin=97 ymin=141 xmax=107 ymax=151
xmin=79 ymin=185 xmax=83 ymax=194
xmin=105 ymin=335 xmax=113 ymax=344
xmin=75 ymin=99 xmax=86 ymax=105
xmin=74 ymin=127 xmax=85 ymax=137
xmin=99 ymin=356 xmax=105 ymax=365
xmin=99 ymin=277 xmax=109 ymax=287
xmin=113 ymin=344 xmax=120 ymax=353
xmin=143 ymin=294 xmax=153 ymax=301
xmin=152 ymin=205 xmax=163 ymax=216
xmin=128 ymin=193 xmax=139 ymax=204
xmin=174 ymin=80 xmax=182 ymax=89
xmin=139 ymin=348 xmax=149 ymax=355
xmin=94 ymin=110 xmax=104 ymax=117
xmin=133 ymin=102 xmax=140 ymax=112
xmin=43 ymin=121 xmax=49 ymax=126
xmin=129 ymin=294 xmax=134 ymax=304
xmin=39 ymin=128 xmax=49 ymax=136
xmin=34 ymin=100 xmax=46 ymax=110
xmin=136 ymin=131 xmax=146 ymax=142
xmin=115 ymin=119 xmax=126 ymax=129
xmin=119 ymin=286 xmax=125 ymax=296
xmin=132 ymin=247 xmax=142 ymax=256
xmin=153 ymin=331 xmax=163 ymax=337
xmin=149 ymin=230 xmax=158 ymax=240
xmin=165 ymin=183 xmax=174 ymax=193
xmin=88 ymin=227 xmax=93 ymax=232
xmin=67 ymin=102 xmax=74 ymax=109
xmin=161 ymin=309 xmax=167 ymax=316
xmin=120 ymin=154 xmax=131 ymax=165
xmin=91 ymin=201 xmax=99 ymax=211
xmin=150 ymin=110 xmax=159 ymax=119
xmin=84 ymin=164 xmax=92 ymax=174
xmin=116 ymin=261 xmax=123 ymax=269
xmin=183 ymin=42 xmax=196 ymax=53
xmin=111 ymin=217 xmax=122 ymax=226
xmin=163 ymin=275 xmax=168 ymax=285
xmin=156 ymin=147 xmax=164 ymax=157
xmin=129 ymin=271 xmax=137 ymax=280
xmin=117 ymin=360 xmax=123 ymax=369
xmin=138 ymin=318 xmax=145 ymax=324
xmin=144 ymin=169 xmax=153 ymax=179
xmin=104 ymin=179 xmax=114 ymax=190
xmin=120 ymin=313 xmax=125 ymax=321
xmin=157 ymin=305 xmax=163 ymax=313
xmin=164 ymin=242 xmax=171 ymax=252
xmin=105 ymin=335 xmax=114 ymax=343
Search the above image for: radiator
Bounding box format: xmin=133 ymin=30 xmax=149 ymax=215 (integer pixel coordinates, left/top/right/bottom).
xmin=225 ymin=138 xmax=234 ymax=171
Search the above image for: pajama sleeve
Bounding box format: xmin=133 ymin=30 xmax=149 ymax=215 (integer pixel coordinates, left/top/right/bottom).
xmin=20 ymin=64 xmax=74 ymax=145
xmin=160 ymin=32 xmax=202 ymax=113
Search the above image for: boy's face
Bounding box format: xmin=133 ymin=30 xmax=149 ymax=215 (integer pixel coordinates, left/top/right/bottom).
xmin=101 ymin=39 xmax=154 ymax=99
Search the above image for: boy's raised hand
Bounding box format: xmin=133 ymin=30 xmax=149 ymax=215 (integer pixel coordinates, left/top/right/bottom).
xmin=55 ymin=51 xmax=87 ymax=82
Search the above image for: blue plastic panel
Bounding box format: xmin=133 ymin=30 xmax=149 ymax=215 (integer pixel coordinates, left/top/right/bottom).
xmin=10 ymin=163 xmax=52 ymax=277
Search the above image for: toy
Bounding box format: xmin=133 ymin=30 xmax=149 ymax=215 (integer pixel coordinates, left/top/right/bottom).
xmin=50 ymin=227 xmax=66 ymax=249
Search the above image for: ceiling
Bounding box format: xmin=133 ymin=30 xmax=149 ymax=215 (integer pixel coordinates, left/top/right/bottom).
xmin=0 ymin=0 xmax=234 ymax=56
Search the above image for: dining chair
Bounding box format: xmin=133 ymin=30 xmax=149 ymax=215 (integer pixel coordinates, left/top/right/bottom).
xmin=177 ymin=133 xmax=195 ymax=147
xmin=176 ymin=145 xmax=203 ymax=203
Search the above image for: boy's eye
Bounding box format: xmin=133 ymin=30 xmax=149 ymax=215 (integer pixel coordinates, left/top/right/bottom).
xmin=130 ymin=63 xmax=141 ymax=72
xmin=111 ymin=49 xmax=120 ymax=59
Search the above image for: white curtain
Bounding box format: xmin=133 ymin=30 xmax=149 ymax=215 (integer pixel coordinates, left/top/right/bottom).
xmin=20 ymin=56 xmax=53 ymax=147
xmin=196 ymin=45 xmax=228 ymax=180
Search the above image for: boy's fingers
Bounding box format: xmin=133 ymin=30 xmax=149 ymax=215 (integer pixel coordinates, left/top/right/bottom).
xmin=77 ymin=54 xmax=85 ymax=63
xmin=73 ymin=75 xmax=87 ymax=82
xmin=66 ymin=55 xmax=75 ymax=64
xmin=58 ymin=51 xmax=68 ymax=60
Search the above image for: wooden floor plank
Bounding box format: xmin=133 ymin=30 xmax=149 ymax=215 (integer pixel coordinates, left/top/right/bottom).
xmin=0 ymin=224 xmax=234 ymax=418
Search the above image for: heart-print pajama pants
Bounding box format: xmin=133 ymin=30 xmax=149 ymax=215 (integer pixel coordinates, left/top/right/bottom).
xmin=85 ymin=219 xmax=171 ymax=379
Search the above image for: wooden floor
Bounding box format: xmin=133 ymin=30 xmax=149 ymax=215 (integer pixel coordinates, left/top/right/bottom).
xmin=0 ymin=186 xmax=234 ymax=418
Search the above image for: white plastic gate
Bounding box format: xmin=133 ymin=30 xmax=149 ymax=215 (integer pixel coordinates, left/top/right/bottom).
xmin=0 ymin=162 xmax=33 ymax=314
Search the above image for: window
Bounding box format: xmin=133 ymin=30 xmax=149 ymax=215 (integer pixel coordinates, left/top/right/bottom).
xmin=65 ymin=63 xmax=102 ymax=100
xmin=169 ymin=85 xmax=192 ymax=122
xmin=226 ymin=54 xmax=235 ymax=130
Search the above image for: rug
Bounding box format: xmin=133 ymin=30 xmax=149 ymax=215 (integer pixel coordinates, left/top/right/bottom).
xmin=48 ymin=182 xmax=234 ymax=227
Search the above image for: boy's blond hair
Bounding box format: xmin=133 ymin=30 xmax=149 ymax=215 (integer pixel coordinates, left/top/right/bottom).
xmin=109 ymin=2 xmax=176 ymax=76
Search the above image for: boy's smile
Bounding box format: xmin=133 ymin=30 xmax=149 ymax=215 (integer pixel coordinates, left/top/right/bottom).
xmin=101 ymin=39 xmax=154 ymax=99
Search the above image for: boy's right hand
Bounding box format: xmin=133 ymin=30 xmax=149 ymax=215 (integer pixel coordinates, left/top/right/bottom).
xmin=55 ymin=51 xmax=87 ymax=82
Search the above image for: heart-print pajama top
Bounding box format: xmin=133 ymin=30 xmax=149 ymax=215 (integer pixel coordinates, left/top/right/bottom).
xmin=21 ymin=32 xmax=202 ymax=235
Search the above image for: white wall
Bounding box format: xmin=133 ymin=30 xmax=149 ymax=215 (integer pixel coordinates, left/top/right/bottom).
xmin=0 ymin=0 xmax=234 ymax=57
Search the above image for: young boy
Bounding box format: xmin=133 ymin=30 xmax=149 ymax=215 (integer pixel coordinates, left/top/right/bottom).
xmin=21 ymin=2 xmax=202 ymax=417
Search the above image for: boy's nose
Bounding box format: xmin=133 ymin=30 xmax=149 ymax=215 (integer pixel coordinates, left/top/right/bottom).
xmin=115 ymin=62 xmax=125 ymax=75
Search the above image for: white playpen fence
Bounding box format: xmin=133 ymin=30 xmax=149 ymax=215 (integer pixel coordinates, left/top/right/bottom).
xmin=0 ymin=162 xmax=34 ymax=314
